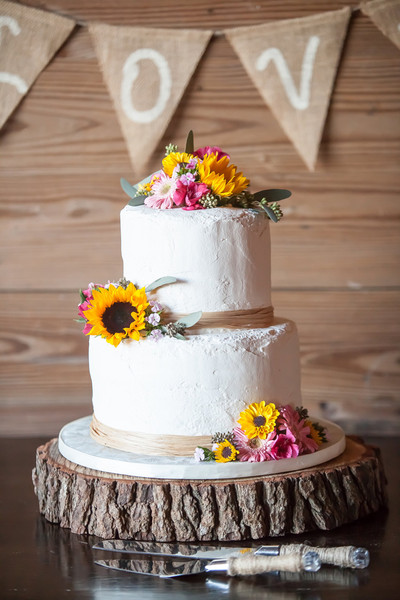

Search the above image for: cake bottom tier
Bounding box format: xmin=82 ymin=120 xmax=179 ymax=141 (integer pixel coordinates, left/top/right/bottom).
xmin=89 ymin=318 xmax=302 ymax=455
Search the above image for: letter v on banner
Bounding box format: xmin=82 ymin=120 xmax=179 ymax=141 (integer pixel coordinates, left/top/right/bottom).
xmin=89 ymin=24 xmax=212 ymax=176
xmin=225 ymin=8 xmax=351 ymax=170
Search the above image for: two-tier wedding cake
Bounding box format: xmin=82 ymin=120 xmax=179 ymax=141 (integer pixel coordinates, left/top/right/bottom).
xmin=59 ymin=132 xmax=345 ymax=479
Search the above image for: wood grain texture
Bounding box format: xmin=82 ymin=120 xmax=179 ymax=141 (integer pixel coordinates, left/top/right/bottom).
xmin=0 ymin=0 xmax=399 ymax=436
xmin=32 ymin=436 xmax=387 ymax=540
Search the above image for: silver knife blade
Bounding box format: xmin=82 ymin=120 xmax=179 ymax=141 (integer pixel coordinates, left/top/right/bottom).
xmin=92 ymin=539 xmax=279 ymax=560
xmin=95 ymin=557 xmax=209 ymax=578
xmin=95 ymin=552 xmax=319 ymax=579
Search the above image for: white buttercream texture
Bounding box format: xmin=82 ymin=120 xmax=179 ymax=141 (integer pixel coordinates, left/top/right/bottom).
xmin=89 ymin=320 xmax=302 ymax=436
xmin=121 ymin=205 xmax=272 ymax=313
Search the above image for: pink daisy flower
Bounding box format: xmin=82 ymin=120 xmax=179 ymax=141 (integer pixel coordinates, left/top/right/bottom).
xmin=145 ymin=172 xmax=177 ymax=209
xmin=277 ymin=405 xmax=319 ymax=455
xmin=233 ymin=427 xmax=275 ymax=462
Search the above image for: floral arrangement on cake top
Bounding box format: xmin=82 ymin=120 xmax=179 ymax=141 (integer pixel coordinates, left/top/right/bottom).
xmin=194 ymin=402 xmax=327 ymax=464
xmin=77 ymin=276 xmax=201 ymax=347
xmin=121 ymin=131 xmax=291 ymax=222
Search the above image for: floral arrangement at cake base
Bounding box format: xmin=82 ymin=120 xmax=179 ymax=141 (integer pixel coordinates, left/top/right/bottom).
xmin=121 ymin=131 xmax=291 ymax=222
xmin=77 ymin=276 xmax=201 ymax=347
xmin=194 ymin=402 xmax=328 ymax=464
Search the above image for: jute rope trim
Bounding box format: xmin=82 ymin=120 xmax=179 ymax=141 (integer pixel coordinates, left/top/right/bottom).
xmin=227 ymin=553 xmax=304 ymax=576
xmin=90 ymin=414 xmax=210 ymax=457
xmin=281 ymin=544 xmax=359 ymax=568
xmin=167 ymin=305 xmax=274 ymax=331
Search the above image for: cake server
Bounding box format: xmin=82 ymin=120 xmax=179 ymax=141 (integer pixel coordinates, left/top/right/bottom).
xmin=92 ymin=540 xmax=369 ymax=568
xmin=92 ymin=539 xmax=278 ymax=560
xmin=95 ymin=551 xmax=320 ymax=579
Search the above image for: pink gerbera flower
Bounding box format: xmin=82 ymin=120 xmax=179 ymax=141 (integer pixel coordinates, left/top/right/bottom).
xmin=145 ymin=172 xmax=177 ymax=209
xmin=277 ymin=405 xmax=319 ymax=454
xmin=233 ymin=427 xmax=275 ymax=462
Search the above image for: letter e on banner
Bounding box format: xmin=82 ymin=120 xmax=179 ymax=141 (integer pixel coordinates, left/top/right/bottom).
xmin=121 ymin=48 xmax=172 ymax=124
xmin=0 ymin=16 xmax=28 ymax=94
xmin=256 ymin=36 xmax=320 ymax=111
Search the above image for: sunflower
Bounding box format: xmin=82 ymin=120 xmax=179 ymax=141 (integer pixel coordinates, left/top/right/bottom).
xmin=162 ymin=152 xmax=195 ymax=177
xmin=214 ymin=439 xmax=239 ymax=463
xmin=197 ymin=153 xmax=249 ymax=197
xmin=306 ymin=420 xmax=325 ymax=445
xmin=238 ymin=401 xmax=280 ymax=440
xmin=83 ymin=283 xmax=149 ymax=347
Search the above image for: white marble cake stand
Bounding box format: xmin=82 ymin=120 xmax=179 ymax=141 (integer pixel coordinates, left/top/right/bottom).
xmin=58 ymin=415 xmax=346 ymax=480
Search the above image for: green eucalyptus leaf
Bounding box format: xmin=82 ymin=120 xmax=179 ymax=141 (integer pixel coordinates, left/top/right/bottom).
xmin=79 ymin=289 xmax=86 ymax=303
xmin=120 ymin=177 xmax=138 ymax=198
xmin=175 ymin=310 xmax=202 ymax=328
xmin=145 ymin=276 xmax=177 ymax=292
xmin=128 ymin=195 xmax=146 ymax=207
xmin=75 ymin=317 xmax=87 ymax=323
xmin=262 ymin=204 xmax=278 ymax=222
xmin=174 ymin=333 xmax=186 ymax=341
xmin=185 ymin=130 xmax=194 ymax=154
xmin=253 ymin=189 xmax=291 ymax=203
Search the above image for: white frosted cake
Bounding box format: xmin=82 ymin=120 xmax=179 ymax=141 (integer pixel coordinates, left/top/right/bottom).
xmin=77 ymin=134 xmax=329 ymax=467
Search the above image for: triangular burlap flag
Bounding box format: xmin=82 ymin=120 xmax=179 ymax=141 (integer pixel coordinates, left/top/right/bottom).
xmin=225 ymin=8 xmax=351 ymax=170
xmin=0 ymin=0 xmax=75 ymax=130
xmin=89 ymin=24 xmax=212 ymax=174
xmin=361 ymin=0 xmax=400 ymax=50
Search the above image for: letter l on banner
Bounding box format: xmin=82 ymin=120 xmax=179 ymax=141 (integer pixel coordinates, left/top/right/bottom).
xmin=0 ymin=0 xmax=75 ymax=131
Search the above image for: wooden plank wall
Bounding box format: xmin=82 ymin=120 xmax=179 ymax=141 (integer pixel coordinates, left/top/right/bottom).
xmin=1 ymin=0 xmax=399 ymax=437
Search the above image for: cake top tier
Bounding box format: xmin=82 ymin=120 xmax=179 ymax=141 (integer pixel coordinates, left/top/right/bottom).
xmin=121 ymin=205 xmax=272 ymax=313
xmin=120 ymin=132 xmax=291 ymax=314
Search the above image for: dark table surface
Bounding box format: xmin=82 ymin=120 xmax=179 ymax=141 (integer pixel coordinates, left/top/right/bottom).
xmin=1 ymin=435 xmax=399 ymax=600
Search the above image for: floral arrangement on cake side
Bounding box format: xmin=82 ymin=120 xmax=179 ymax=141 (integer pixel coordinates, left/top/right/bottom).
xmin=77 ymin=276 xmax=201 ymax=347
xmin=121 ymin=131 xmax=291 ymax=222
xmin=194 ymin=402 xmax=328 ymax=464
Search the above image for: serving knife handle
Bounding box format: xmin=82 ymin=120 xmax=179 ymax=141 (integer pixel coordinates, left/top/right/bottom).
xmin=278 ymin=544 xmax=370 ymax=569
xmin=205 ymin=551 xmax=320 ymax=576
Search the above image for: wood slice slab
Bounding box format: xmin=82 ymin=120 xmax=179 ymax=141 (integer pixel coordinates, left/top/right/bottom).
xmin=32 ymin=437 xmax=387 ymax=542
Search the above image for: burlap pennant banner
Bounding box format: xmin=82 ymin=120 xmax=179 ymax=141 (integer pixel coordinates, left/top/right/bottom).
xmin=0 ymin=0 xmax=75 ymax=130
xmin=361 ymin=0 xmax=400 ymax=50
xmin=225 ymin=8 xmax=351 ymax=170
xmin=89 ymin=24 xmax=212 ymax=174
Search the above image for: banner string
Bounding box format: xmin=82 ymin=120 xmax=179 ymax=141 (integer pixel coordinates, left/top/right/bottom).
xmin=16 ymin=1 xmax=365 ymax=33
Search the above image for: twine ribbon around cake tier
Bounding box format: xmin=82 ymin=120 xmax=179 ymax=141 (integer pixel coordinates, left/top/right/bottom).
xmin=90 ymin=414 xmax=211 ymax=457
xmin=168 ymin=305 xmax=274 ymax=331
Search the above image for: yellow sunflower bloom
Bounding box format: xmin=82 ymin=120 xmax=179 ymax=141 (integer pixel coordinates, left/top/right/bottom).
xmin=197 ymin=153 xmax=249 ymax=197
xmin=83 ymin=283 xmax=149 ymax=347
xmin=214 ymin=439 xmax=238 ymax=463
xmin=306 ymin=421 xmax=324 ymax=445
xmin=238 ymin=401 xmax=280 ymax=440
xmin=162 ymin=152 xmax=195 ymax=177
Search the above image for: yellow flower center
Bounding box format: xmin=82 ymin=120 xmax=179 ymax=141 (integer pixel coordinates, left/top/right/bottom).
xmin=249 ymin=437 xmax=264 ymax=449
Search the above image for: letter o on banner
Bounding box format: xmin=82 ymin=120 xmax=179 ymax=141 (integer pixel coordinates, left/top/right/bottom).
xmin=121 ymin=48 xmax=172 ymax=124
